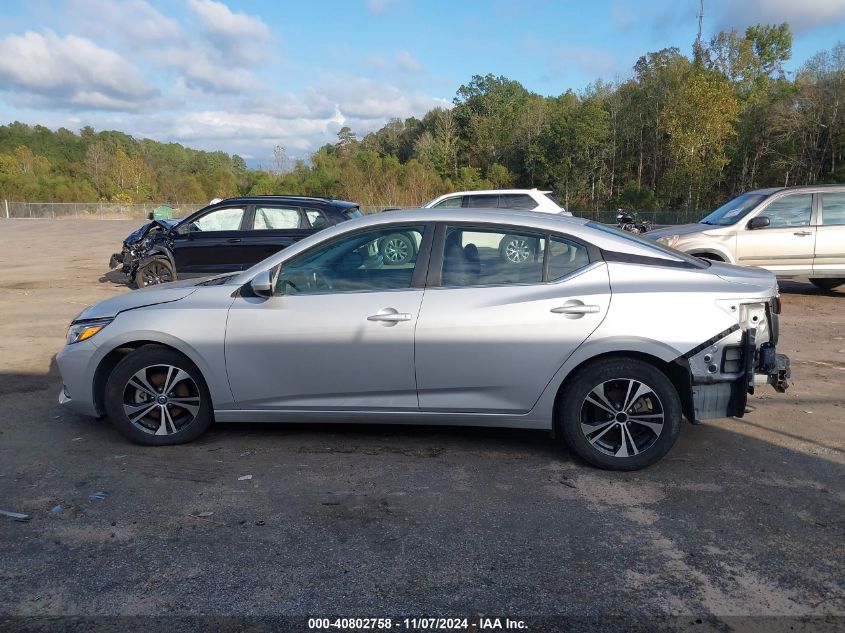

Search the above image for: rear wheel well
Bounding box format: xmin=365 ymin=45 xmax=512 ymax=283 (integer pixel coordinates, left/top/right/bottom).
xmin=552 ymin=352 xmax=694 ymax=434
xmin=93 ymin=341 xmax=184 ymax=416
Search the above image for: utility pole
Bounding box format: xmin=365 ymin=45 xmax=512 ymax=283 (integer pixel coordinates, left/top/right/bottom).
xmin=694 ymin=0 xmax=705 ymax=62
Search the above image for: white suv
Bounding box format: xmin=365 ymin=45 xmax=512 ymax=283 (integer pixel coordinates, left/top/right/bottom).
xmin=422 ymin=189 xmax=571 ymax=215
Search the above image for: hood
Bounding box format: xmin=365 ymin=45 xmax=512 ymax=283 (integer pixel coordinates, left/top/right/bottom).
xmin=707 ymin=261 xmax=777 ymax=295
xmin=124 ymin=218 xmax=181 ymax=245
xmin=643 ymin=223 xmax=708 ymax=239
xmin=73 ymin=281 xmax=198 ymax=321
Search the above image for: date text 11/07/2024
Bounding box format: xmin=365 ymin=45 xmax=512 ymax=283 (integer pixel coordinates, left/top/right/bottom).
xmin=307 ymin=617 xmax=529 ymax=630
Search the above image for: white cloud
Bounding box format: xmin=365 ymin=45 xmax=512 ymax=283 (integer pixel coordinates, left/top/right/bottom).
xmin=156 ymin=45 xmax=257 ymax=92
xmin=0 ymin=2 xmax=446 ymax=160
xmin=713 ymin=0 xmax=845 ymax=33
xmin=69 ymin=0 xmax=181 ymax=44
xmin=0 ymin=30 xmax=157 ymax=111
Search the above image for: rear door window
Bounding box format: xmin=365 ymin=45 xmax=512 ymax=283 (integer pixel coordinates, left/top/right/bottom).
xmin=546 ymin=236 xmax=591 ymax=280
xmin=499 ymin=194 xmax=537 ymax=210
xmin=821 ymin=192 xmax=845 ymax=225
xmin=465 ymin=195 xmax=499 ymax=208
xmin=252 ymin=207 xmax=303 ymax=230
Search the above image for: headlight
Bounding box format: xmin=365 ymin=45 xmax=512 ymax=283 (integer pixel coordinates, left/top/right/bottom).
xmin=67 ymin=319 xmax=112 ymax=344
xmin=656 ymin=234 xmax=680 ymax=248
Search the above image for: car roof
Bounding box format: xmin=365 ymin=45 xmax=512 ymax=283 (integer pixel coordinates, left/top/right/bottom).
xmin=748 ymin=184 xmax=845 ymax=195
xmin=431 ymin=189 xmax=552 ymax=197
xmin=232 ymin=207 xmax=698 ymax=285
xmin=216 ymin=195 xmax=359 ymax=208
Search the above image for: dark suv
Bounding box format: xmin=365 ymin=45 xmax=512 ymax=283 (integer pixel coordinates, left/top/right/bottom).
xmin=111 ymin=196 xmax=362 ymax=287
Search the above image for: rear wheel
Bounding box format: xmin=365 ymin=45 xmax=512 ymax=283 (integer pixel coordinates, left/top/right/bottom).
xmin=499 ymin=235 xmax=536 ymax=263
xmin=810 ymin=278 xmax=845 ymax=291
xmin=104 ymin=345 xmax=212 ymax=446
xmin=135 ymin=256 xmax=175 ymax=287
xmin=558 ymin=357 xmax=682 ymax=470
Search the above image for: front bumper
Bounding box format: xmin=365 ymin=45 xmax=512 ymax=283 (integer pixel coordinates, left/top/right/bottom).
xmin=56 ymin=341 xmax=100 ymax=417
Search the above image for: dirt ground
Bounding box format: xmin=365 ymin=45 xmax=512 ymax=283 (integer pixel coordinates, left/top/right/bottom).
xmin=0 ymin=219 xmax=843 ymax=630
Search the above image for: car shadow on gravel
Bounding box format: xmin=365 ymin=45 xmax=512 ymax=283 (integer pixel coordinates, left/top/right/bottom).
xmin=778 ymin=280 xmax=844 ymax=296
xmin=98 ymin=269 xmax=132 ymax=287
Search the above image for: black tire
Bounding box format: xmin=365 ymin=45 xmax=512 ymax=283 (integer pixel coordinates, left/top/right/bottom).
xmin=809 ymin=278 xmax=845 ymax=291
xmin=558 ymin=357 xmax=682 ymax=470
xmin=499 ymin=235 xmax=536 ymax=263
xmin=134 ymin=256 xmax=176 ymax=288
xmin=104 ymin=345 xmax=213 ymax=446
xmin=379 ymin=232 xmax=415 ymax=265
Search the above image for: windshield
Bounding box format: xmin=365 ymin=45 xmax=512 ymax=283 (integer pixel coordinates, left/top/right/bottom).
xmin=544 ymin=192 xmax=561 ymax=206
xmin=699 ymin=192 xmax=770 ymax=226
xmin=343 ymin=207 xmax=363 ymax=220
xmin=586 ymin=222 xmax=709 ymax=268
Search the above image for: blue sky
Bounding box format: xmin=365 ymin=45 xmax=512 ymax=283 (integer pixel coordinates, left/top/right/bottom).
xmin=1 ymin=0 xmax=844 ymax=166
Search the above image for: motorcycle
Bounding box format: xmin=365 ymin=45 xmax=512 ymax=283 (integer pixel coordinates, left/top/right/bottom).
xmin=615 ymin=210 xmax=652 ymax=234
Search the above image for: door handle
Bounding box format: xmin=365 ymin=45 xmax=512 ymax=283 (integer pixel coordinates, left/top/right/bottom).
xmin=551 ymin=305 xmax=600 ymax=314
xmin=226 ymin=238 xmax=242 ymax=243
xmin=551 ymin=300 xmax=601 ymax=319
xmin=793 ymin=231 xmax=812 ymax=236
xmin=367 ymin=308 xmax=413 ymax=326
xmin=367 ymin=313 xmax=412 ymax=322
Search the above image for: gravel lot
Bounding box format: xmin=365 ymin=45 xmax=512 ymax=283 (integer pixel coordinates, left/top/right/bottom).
xmin=0 ymin=219 xmax=843 ymax=629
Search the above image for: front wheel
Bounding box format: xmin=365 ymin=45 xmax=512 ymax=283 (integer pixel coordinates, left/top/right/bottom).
xmin=379 ymin=233 xmax=415 ymax=265
xmin=558 ymin=358 xmax=682 ymax=470
xmin=104 ymin=345 xmax=213 ymax=446
xmin=135 ymin=256 xmax=175 ymax=288
xmin=810 ymin=278 xmax=845 ymax=291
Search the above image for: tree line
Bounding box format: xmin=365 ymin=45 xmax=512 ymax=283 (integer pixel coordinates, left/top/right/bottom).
xmin=1 ymin=22 xmax=843 ymax=213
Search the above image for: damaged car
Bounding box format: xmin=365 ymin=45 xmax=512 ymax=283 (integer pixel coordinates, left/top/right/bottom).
xmin=110 ymin=196 xmax=362 ymax=287
xmin=62 ymin=208 xmax=790 ymax=470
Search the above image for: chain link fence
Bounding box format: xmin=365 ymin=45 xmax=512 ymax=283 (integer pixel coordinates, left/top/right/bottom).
xmin=0 ymin=200 xmax=702 ymax=226
xmin=1 ymin=201 xmax=205 ymax=220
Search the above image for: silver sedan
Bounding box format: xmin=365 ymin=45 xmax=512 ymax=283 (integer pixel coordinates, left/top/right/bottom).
xmin=57 ymin=209 xmax=791 ymax=470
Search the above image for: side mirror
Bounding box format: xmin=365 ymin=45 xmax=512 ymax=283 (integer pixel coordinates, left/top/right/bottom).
xmin=748 ymin=216 xmax=770 ymax=230
xmin=250 ymin=269 xmax=273 ymax=297
xmin=176 ymin=224 xmax=189 ymax=236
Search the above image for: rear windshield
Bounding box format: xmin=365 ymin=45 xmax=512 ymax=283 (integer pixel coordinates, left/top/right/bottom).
xmin=586 ymin=222 xmax=709 ymax=269
xmin=699 ymin=192 xmax=769 ymax=226
xmin=544 ymin=192 xmax=561 ymax=206
xmin=343 ymin=208 xmax=363 ymax=220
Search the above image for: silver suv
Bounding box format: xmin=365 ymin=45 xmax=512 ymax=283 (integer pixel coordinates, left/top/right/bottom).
xmin=645 ymin=185 xmax=845 ymax=290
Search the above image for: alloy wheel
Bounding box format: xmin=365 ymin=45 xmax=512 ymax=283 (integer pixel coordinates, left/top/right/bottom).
xmin=382 ymin=237 xmax=410 ymax=264
xmin=122 ymin=364 xmax=201 ymax=436
xmin=504 ymin=238 xmax=532 ymax=263
xmin=578 ymin=378 xmax=665 ymax=457
xmin=141 ymin=260 xmax=173 ymax=286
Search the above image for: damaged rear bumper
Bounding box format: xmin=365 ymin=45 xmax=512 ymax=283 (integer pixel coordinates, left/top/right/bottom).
xmin=687 ymin=328 xmax=790 ymax=423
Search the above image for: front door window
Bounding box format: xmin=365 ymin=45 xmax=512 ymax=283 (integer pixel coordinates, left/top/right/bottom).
xmin=275 ymin=226 xmax=425 ymax=295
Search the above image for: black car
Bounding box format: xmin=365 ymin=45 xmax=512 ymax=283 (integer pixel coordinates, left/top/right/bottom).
xmin=111 ymin=196 xmax=363 ymax=287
